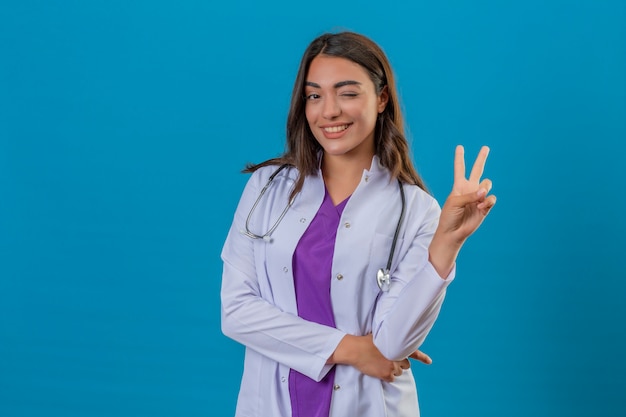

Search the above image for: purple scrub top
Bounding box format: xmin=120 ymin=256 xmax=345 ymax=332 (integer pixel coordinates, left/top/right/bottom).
xmin=289 ymin=189 xmax=349 ymax=417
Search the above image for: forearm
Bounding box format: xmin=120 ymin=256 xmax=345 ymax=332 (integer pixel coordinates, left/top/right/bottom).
xmin=221 ymin=217 xmax=346 ymax=381
xmin=221 ymin=261 xmax=346 ymax=381
xmin=428 ymin=229 xmax=463 ymax=279
xmin=222 ymin=305 xmax=344 ymax=381
xmin=371 ymin=240 xmax=454 ymax=361
xmin=373 ymin=270 xmax=449 ymax=360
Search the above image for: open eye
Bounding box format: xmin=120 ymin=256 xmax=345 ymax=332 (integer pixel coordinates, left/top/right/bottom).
xmin=305 ymin=93 xmax=321 ymax=101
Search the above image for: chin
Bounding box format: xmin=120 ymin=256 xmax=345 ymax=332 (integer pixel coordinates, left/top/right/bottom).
xmin=319 ymin=144 xmax=352 ymax=156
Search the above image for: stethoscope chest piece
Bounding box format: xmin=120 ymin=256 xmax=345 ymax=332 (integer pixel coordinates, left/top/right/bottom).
xmin=377 ymin=269 xmax=391 ymax=292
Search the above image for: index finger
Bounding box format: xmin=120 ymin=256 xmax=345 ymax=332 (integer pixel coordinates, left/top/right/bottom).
xmin=469 ymin=146 xmax=490 ymax=183
xmin=454 ymin=145 xmax=465 ymax=183
xmin=409 ymin=350 xmax=433 ymax=365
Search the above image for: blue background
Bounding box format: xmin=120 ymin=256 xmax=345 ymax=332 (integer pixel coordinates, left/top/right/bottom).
xmin=1 ymin=1 xmax=625 ymax=416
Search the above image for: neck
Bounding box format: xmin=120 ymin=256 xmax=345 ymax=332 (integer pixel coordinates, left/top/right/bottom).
xmin=321 ymin=151 xmax=374 ymax=205
xmin=321 ymin=145 xmax=375 ymax=176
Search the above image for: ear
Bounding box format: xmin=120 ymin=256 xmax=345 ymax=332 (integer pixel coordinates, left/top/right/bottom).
xmin=377 ymin=85 xmax=389 ymax=113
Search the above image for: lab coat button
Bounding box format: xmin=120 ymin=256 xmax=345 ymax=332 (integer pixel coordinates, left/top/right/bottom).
xmin=344 ymin=222 xmax=351 ymax=229
xmin=300 ymin=218 xmax=306 ymax=223
xmin=336 ymin=273 xmax=343 ymax=281
xmin=283 ymin=267 xmax=289 ymax=273
xmin=333 ymin=384 xmax=341 ymax=391
xmin=281 ymin=376 xmax=286 ymax=383
xmin=365 ymin=175 xmax=370 ymax=182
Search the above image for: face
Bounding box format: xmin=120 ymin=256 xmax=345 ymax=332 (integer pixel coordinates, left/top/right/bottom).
xmin=304 ymin=55 xmax=388 ymax=159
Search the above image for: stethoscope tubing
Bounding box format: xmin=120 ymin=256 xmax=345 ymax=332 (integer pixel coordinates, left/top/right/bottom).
xmin=241 ymin=164 xmax=405 ymax=291
xmin=242 ymin=164 xmax=294 ymax=241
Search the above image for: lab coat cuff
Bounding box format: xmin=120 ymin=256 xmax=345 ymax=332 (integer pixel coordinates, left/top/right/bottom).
xmin=308 ymin=330 xmax=347 ymax=382
xmin=425 ymin=259 xmax=456 ymax=284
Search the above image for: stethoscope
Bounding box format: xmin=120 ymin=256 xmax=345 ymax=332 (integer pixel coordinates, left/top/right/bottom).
xmin=241 ymin=164 xmax=406 ymax=292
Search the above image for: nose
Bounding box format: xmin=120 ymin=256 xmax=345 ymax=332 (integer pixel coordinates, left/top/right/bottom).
xmin=321 ymin=96 xmax=341 ymax=119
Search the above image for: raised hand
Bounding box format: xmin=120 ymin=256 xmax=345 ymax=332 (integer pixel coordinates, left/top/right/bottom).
xmin=428 ymin=145 xmax=497 ymax=278
xmin=438 ymin=145 xmax=496 ymax=242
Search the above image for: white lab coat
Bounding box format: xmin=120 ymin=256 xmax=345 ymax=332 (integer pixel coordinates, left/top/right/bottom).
xmin=221 ymin=156 xmax=455 ymax=417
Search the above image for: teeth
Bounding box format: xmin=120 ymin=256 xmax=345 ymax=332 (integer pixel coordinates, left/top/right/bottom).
xmin=324 ymin=125 xmax=349 ymax=133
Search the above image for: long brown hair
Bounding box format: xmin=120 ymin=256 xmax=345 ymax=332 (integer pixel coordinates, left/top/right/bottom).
xmin=244 ymin=31 xmax=428 ymax=198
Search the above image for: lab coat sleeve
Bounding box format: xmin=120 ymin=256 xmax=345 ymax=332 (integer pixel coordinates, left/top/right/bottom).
xmin=372 ymin=197 xmax=455 ymax=361
xmin=220 ymin=172 xmax=346 ymax=382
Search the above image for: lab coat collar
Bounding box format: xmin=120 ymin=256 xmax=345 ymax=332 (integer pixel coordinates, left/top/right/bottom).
xmin=367 ymin=155 xmax=385 ymax=173
xmin=315 ymin=152 xmax=386 ymax=175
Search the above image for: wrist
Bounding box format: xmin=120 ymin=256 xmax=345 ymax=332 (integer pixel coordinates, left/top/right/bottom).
xmin=328 ymin=334 xmax=359 ymax=366
xmin=428 ymin=231 xmax=462 ymax=278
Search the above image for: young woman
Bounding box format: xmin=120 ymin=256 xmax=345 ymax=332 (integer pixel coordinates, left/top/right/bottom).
xmin=221 ymin=31 xmax=496 ymax=417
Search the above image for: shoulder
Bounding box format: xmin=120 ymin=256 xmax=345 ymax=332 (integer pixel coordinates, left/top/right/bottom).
xmin=243 ymin=164 xmax=298 ymax=191
xmin=250 ymin=164 xmax=299 ymax=181
xmin=371 ymin=157 xmax=437 ymax=209
xmin=240 ymin=164 xmax=302 ymax=206
xmin=402 ymin=183 xmax=439 ymax=206
xmin=401 ymin=182 xmax=442 ymax=227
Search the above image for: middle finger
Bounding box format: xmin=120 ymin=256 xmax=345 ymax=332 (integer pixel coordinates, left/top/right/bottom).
xmin=469 ymin=146 xmax=490 ymax=184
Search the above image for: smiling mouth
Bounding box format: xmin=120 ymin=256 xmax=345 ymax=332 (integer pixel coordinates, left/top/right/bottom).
xmin=323 ymin=124 xmax=350 ymax=133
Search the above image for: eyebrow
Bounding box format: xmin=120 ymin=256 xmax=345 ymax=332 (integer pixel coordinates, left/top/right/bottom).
xmin=305 ymin=80 xmax=362 ymax=89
